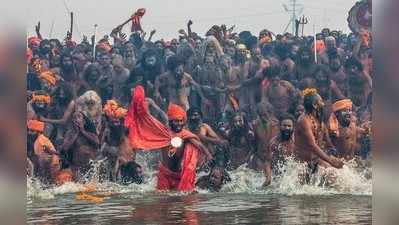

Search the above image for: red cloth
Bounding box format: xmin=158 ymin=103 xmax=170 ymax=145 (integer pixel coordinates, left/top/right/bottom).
xmin=125 ymin=85 xmax=200 ymax=192
xmin=131 ymin=8 xmax=146 ymax=32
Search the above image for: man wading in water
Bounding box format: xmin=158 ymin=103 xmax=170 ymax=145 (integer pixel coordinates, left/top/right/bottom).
xmin=125 ymin=86 xmax=213 ymax=192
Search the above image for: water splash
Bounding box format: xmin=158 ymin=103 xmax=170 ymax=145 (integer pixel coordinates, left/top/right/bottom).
xmin=27 ymin=156 xmax=371 ymax=201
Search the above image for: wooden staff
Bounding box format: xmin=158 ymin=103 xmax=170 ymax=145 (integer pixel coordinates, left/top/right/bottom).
xmin=70 ymin=12 xmax=74 ymax=39
xmin=92 ymin=24 xmax=98 ymax=62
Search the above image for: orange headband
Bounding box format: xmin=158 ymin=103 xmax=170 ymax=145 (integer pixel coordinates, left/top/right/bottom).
xmin=32 ymin=93 xmax=51 ymax=104
xmin=332 ymin=99 xmax=353 ymax=112
xmin=38 ymin=71 xmax=57 ymax=86
xmin=27 ymin=120 xmax=45 ymax=132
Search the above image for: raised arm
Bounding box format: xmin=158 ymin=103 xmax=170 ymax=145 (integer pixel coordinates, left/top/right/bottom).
xmin=41 ymin=100 xmax=76 ymax=125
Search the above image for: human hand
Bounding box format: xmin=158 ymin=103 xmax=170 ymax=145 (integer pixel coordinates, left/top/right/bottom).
xmin=150 ymin=29 xmax=156 ymax=36
xmin=187 ymin=20 xmax=193 ymax=27
xmin=329 ymin=156 xmax=343 ymax=169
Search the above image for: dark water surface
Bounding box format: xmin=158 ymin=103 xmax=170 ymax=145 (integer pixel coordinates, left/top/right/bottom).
xmin=27 ymin=193 xmax=371 ymax=225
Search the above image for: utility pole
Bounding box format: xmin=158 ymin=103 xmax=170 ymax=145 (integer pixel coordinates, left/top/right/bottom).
xmin=282 ymin=0 xmax=303 ymax=34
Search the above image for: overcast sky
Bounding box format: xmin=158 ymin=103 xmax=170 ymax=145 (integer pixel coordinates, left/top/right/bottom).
xmin=26 ymin=0 xmax=357 ymax=41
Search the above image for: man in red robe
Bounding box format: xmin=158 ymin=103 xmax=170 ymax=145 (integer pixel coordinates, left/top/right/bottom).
xmin=125 ymin=85 xmax=213 ymax=192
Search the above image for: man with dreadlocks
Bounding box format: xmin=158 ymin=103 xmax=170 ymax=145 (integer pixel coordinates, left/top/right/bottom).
xmin=294 ymin=88 xmax=343 ymax=183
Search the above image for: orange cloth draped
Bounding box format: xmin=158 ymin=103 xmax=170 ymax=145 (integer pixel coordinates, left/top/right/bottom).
xmin=125 ymin=85 xmax=200 ymax=192
xmin=28 ymin=119 xmax=45 ymax=132
xmin=329 ymin=99 xmax=353 ymax=137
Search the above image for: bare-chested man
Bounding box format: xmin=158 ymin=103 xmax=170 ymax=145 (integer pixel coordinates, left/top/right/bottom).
xmin=250 ymin=103 xmax=279 ymax=171
xmin=187 ymin=107 xmax=228 ymax=169
xmin=294 ymin=88 xmax=343 ymax=183
xmin=261 ymin=63 xmax=299 ymax=116
xmin=225 ymin=112 xmax=255 ymax=170
xmin=263 ymin=114 xmax=295 ymax=186
xmin=328 ymin=99 xmax=370 ymax=160
xmin=61 ymin=111 xmax=100 ymax=180
xmin=100 ymin=100 xmax=134 ymax=181
xmin=27 ymin=120 xmax=60 ymax=185
xmin=155 ymin=55 xmax=206 ymax=111
xmin=344 ymin=57 xmax=372 ymax=109
xmin=125 ymin=86 xmax=213 ymax=192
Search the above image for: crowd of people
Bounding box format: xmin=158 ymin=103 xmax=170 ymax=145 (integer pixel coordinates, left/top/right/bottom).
xmin=26 ymin=18 xmax=372 ymax=192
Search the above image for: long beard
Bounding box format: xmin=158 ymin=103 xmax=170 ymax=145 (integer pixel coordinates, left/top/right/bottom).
xmin=188 ymin=119 xmax=201 ymax=131
xmin=110 ymin=125 xmax=124 ymax=143
xmin=280 ymin=130 xmax=293 ymax=141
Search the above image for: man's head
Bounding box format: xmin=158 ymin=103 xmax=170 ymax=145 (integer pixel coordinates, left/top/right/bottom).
xmin=187 ymin=107 xmax=202 ymax=127
xmin=60 ymin=53 xmax=73 ymax=71
xmin=142 ymin=48 xmax=159 ymax=68
xmin=325 ymin=36 xmax=337 ymax=50
xmin=303 ymin=88 xmax=325 ymax=120
xmin=167 ymin=55 xmax=184 ymax=78
xmin=98 ymin=53 xmax=112 ymax=68
xmin=120 ymin=161 xmax=144 ymax=184
xmin=264 ymin=62 xmax=281 ymax=82
xmin=333 ymin=99 xmax=353 ymax=127
xmin=168 ymin=103 xmax=187 ymax=133
xmin=39 ymin=39 xmax=52 ymax=55
xmin=53 ymin=83 xmax=73 ymax=105
xmin=298 ymin=46 xmax=313 ymax=65
xmin=72 ymin=52 xmax=88 ymax=72
xmin=103 ymin=100 xmax=127 ymax=127
xmin=279 ymin=113 xmax=295 ymax=141
xmin=322 ymin=28 xmax=330 ymax=38
xmin=170 ymin=38 xmax=179 ymax=53
xmin=31 ymin=90 xmax=51 ymax=113
xmin=83 ymin=64 xmax=101 ymax=85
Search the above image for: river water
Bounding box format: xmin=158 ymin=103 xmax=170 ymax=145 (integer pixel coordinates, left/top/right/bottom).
xmin=27 ymin=158 xmax=372 ymax=225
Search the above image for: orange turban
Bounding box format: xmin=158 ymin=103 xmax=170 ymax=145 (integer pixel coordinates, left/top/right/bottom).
xmin=27 ymin=120 xmax=45 ymax=132
xmin=103 ymin=100 xmax=127 ymax=119
xmin=167 ymin=103 xmax=187 ymax=121
xmin=32 ymin=93 xmax=51 ymax=104
xmin=329 ymin=99 xmax=353 ymax=137
xmin=38 ymin=70 xmax=57 ymax=86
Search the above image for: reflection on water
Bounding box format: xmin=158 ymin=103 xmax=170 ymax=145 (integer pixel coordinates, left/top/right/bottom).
xmin=27 ymin=158 xmax=372 ymax=225
xmin=27 ymin=193 xmax=371 ymax=225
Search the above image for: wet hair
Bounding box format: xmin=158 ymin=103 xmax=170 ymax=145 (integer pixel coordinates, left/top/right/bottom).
xmin=187 ymin=107 xmax=203 ymax=118
xmin=303 ymin=93 xmax=318 ymax=113
xmin=166 ymin=55 xmax=184 ymax=71
xmin=120 ymin=161 xmax=143 ymax=185
xmin=344 ymin=56 xmax=363 ymax=71
xmin=83 ymin=63 xmax=101 ymax=82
